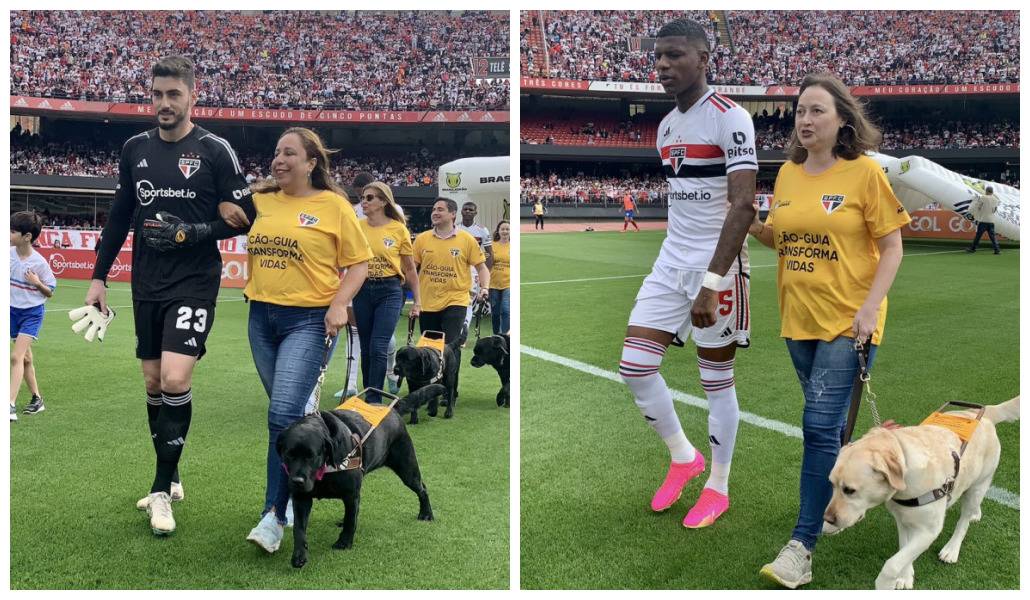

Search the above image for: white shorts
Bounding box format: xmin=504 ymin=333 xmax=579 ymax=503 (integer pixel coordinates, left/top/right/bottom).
xmin=627 ymin=261 xmax=750 ymax=349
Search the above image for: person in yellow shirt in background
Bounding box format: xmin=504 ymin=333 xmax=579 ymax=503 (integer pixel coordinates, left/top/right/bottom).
xmin=532 ymin=198 xmax=546 ymax=230
xmin=353 ymin=181 xmax=421 ymax=404
xmin=749 ymin=73 xmax=909 ymax=589
xmin=241 ymin=127 xmax=372 ymax=553
xmin=488 ymin=220 xmax=511 ymax=334
xmin=413 ymin=198 xmax=488 ymax=354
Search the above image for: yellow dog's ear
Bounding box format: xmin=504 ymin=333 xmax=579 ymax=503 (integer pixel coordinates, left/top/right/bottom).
xmin=875 ymin=445 xmax=907 ymax=491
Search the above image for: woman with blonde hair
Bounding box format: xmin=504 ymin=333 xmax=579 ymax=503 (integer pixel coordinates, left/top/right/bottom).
xmin=352 ymin=181 xmax=421 ymax=404
xmin=242 ymin=127 xmax=372 ymax=553
xmin=751 ymin=73 xmax=909 ymax=588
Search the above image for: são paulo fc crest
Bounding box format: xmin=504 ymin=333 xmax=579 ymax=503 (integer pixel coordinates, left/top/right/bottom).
xmin=668 ymin=146 xmax=686 ymax=174
xmin=298 ymin=212 xmax=319 ymax=226
xmin=383 ymin=237 xmax=395 ymax=248
xmin=178 ymin=155 xmax=201 ymax=179
xmin=821 ymin=194 xmax=845 ymax=215
xmin=449 ymin=248 xmax=460 ymax=257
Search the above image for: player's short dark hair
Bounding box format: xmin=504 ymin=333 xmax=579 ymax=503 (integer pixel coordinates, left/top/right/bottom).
xmin=11 ymin=211 xmax=44 ymax=242
xmin=463 ymin=201 xmax=477 ymax=209
xmin=656 ymin=19 xmax=710 ymax=52
xmin=152 ymin=55 xmax=196 ymax=90
xmin=986 ymin=186 xmax=994 ymax=194
xmin=435 ymin=198 xmax=458 ymax=214
xmin=352 ymin=171 xmax=375 ymax=190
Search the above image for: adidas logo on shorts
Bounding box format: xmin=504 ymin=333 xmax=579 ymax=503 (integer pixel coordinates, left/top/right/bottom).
xmin=166 ymin=437 xmax=186 ymax=446
xmin=720 ymin=327 xmax=733 ymax=338
xmin=185 ymin=337 xmax=198 ymax=348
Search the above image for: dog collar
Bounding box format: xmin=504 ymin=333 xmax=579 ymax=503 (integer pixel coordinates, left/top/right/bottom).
xmin=892 ymin=450 xmax=960 ymax=507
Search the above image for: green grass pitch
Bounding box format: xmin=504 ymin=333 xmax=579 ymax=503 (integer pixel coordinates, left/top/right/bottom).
xmin=521 ymin=230 xmax=1018 ymax=590
xmin=11 ymin=282 xmax=509 ymax=589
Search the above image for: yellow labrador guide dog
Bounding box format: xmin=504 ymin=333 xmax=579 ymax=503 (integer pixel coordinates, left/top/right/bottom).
xmin=822 ymin=396 xmax=1019 ymax=590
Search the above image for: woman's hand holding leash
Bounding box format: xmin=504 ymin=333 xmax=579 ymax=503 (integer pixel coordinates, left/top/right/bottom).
xmin=852 ymin=304 xmax=879 ymax=341
xmin=325 ymin=302 xmax=349 ymax=337
xmin=410 ymin=302 xmax=421 ymax=318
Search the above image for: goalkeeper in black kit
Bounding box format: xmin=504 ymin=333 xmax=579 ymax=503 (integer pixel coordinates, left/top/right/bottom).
xmin=83 ymin=55 xmax=256 ymax=536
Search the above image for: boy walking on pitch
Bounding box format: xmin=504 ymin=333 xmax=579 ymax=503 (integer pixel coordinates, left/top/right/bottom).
xmin=10 ymin=211 xmax=57 ymax=421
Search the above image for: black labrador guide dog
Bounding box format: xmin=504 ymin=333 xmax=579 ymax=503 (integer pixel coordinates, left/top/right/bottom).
xmin=277 ymin=385 xmax=441 ymax=568
xmin=392 ymin=337 xmax=461 ymax=423
xmin=471 ymin=333 xmax=509 ymax=407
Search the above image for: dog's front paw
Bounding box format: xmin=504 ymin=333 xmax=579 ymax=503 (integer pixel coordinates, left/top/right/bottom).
xmin=444 ymin=407 xmax=453 ymax=419
xmin=938 ymin=544 xmax=961 ymax=564
xmin=418 ymin=510 xmax=434 ymax=521
xmin=875 ymin=572 xmax=912 ymax=590
xmin=332 ymin=538 xmax=353 ymax=550
xmin=496 ymin=393 xmax=505 ymax=407
xmin=427 ymin=406 xmax=437 ymax=417
xmin=291 ymin=551 xmax=308 ymax=569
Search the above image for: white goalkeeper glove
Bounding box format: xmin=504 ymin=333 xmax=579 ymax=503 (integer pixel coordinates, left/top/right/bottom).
xmin=68 ymin=304 xmax=116 ymax=342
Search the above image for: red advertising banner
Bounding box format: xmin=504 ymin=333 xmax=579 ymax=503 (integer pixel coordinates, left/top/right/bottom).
xmin=422 ymin=111 xmax=509 ymax=123
xmin=36 ymin=229 xmax=250 ymax=288
xmin=851 ymin=83 xmax=1019 ymax=96
xmin=13 ymin=96 xmax=508 ymax=125
xmin=10 ymin=95 xmax=110 ymax=114
xmin=519 ymin=77 xmax=590 ymax=91
xmin=901 ymin=209 xmax=1007 ymax=240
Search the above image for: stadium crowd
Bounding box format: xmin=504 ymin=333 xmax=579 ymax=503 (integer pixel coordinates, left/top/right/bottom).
xmin=521 ymin=168 xmax=1017 ymax=206
xmin=521 ymin=10 xmax=1018 ymax=86
xmin=11 ymin=10 xmax=509 ymax=111
xmin=11 ymin=129 xmax=454 ymax=187
xmin=522 ymin=111 xmax=1019 ymax=151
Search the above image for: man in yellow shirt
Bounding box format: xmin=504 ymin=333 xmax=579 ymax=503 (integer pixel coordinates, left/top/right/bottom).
xmin=413 ymin=198 xmax=489 ymax=345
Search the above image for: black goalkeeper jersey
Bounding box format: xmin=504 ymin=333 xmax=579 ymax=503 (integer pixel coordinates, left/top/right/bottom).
xmin=92 ymin=124 xmax=252 ymax=302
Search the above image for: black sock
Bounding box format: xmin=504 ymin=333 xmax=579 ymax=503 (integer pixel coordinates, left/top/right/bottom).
xmin=150 ymin=389 xmax=192 ymax=494
xmin=147 ymin=393 xmax=179 ymax=484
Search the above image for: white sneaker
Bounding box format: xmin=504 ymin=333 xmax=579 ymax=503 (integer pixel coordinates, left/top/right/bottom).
xmin=137 ymin=481 xmax=184 ymax=510
xmin=759 ymin=539 xmax=813 ymax=589
xmin=246 ymin=511 xmax=284 ymax=553
xmin=146 ymin=492 xmax=176 ymax=536
xmin=10 ymin=404 xmax=17 ymax=421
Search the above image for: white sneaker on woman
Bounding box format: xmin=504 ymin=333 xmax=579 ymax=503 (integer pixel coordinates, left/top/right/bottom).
xmin=246 ymin=511 xmax=284 ymax=553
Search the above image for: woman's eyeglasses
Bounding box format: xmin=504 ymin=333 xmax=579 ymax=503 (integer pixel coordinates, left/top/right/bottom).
xmin=362 ymin=194 xmax=381 ymax=201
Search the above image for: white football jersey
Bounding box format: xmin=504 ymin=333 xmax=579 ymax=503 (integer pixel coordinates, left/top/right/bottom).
xmin=656 ymin=90 xmax=758 ymax=272
xmin=458 ymin=222 xmax=492 ymax=250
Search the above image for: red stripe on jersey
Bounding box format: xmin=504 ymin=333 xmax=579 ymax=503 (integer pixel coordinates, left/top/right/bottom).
xmin=707 ymin=95 xmax=728 ymax=113
xmin=660 ymin=144 xmax=724 ymax=159
xmin=712 ymin=93 xmax=736 ymax=108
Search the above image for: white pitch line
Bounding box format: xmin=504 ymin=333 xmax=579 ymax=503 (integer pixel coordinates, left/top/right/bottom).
xmin=523 ymin=249 xmax=975 ymax=286
xmin=521 ymin=345 xmax=1020 ymax=511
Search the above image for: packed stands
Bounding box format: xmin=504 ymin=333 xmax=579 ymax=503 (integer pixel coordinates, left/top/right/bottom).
xmin=520 ymin=10 xmax=1019 ymax=86
xmin=521 ymin=112 xmax=1019 ymax=150
xmin=11 ymin=10 xmax=509 ymax=111
xmin=11 ymin=128 xmax=453 ymax=187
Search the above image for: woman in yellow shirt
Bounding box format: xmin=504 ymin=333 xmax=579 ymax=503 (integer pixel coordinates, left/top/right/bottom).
xmin=750 ymin=73 xmax=909 ymax=588
xmin=532 ymin=199 xmax=545 ymax=230
xmin=243 ymin=127 xmax=372 ymax=553
xmin=488 ymin=220 xmax=510 ymax=334
xmin=353 ymin=182 xmax=421 ymax=404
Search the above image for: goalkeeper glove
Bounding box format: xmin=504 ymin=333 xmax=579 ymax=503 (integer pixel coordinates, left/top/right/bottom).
xmin=68 ymin=304 xmax=116 ymax=342
xmin=141 ymin=212 xmax=213 ymax=252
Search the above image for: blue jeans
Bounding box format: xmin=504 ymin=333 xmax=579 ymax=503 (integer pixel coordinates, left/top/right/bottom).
xmin=489 ymin=288 xmax=510 ymax=334
xmin=352 ymin=277 xmax=404 ymax=404
xmin=248 ymin=300 xmax=334 ymax=524
xmin=785 ymin=336 xmax=878 ymax=550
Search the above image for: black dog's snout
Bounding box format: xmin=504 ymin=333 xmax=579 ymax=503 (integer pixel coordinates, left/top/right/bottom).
xmin=291 ymin=476 xmax=306 ymax=485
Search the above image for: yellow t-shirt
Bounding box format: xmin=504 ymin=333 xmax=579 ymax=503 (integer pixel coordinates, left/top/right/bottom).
xmin=245 ymin=189 xmax=373 ymax=307
xmin=766 ymin=155 xmax=911 ymax=345
xmin=490 ymin=240 xmax=510 ymax=290
xmin=412 ymin=229 xmax=486 ymax=312
xmin=359 ymin=218 xmax=413 ymax=280
xmin=533 ymin=202 xmax=544 ymax=216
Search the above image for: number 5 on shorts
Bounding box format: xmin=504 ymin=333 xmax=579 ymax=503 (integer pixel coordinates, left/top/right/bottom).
xmin=175 ymin=306 xmax=209 ymax=332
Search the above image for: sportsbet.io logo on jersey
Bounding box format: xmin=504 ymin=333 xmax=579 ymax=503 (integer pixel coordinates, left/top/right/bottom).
xmin=135 ymin=180 xmax=197 ymax=206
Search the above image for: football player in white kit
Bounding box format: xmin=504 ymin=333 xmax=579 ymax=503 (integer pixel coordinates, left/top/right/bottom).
xmin=619 ymin=19 xmax=757 ymax=528
xmin=458 ymin=201 xmax=494 ymax=345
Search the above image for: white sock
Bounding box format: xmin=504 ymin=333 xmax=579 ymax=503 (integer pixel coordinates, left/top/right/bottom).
xmin=346 ymin=325 xmax=360 ymax=390
xmin=620 ymin=337 xmax=695 ymax=462
xmin=698 ymin=356 xmax=739 ymax=493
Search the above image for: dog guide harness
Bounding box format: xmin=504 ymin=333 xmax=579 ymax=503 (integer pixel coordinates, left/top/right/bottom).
xmin=314 ymin=388 xmax=401 ymax=477
xmin=891 ymin=401 xmax=986 ymax=508
xmin=406 ymin=315 xmax=446 ymax=384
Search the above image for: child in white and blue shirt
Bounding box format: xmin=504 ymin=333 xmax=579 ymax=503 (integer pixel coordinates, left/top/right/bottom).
xmin=10 ymin=211 xmax=56 ymax=421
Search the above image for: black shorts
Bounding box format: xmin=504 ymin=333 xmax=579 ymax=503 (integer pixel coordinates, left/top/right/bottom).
xmin=133 ymin=299 xmax=216 ymax=360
